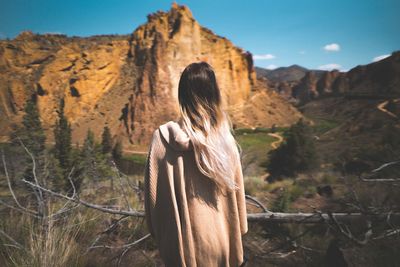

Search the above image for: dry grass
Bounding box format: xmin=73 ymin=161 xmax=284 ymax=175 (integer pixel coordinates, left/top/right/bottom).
xmin=1 ymin=206 xmax=81 ymax=267
xmin=0 ymin=173 xmax=154 ymax=267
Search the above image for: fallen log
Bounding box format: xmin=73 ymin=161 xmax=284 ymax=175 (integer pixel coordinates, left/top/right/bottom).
xmin=247 ymin=212 xmax=400 ymax=224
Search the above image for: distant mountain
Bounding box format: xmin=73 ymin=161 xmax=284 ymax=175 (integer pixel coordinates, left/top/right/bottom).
xmin=254 ymin=66 xmax=272 ymax=79
xmin=256 ymin=64 xmax=325 ymax=82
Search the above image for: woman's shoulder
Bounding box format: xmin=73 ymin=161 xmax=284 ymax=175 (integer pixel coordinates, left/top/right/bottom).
xmin=154 ymin=120 xmax=175 ymax=141
xmin=159 ymin=120 xmax=182 ymax=130
xmin=156 ymin=119 xmax=192 ymax=151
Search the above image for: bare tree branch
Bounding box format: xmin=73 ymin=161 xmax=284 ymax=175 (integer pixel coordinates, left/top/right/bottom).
xmin=1 ymin=151 xmax=38 ymax=216
xmin=0 ymin=229 xmax=25 ymax=251
xmin=111 ymin=162 xmax=132 ymax=211
xmin=111 ymin=160 xmax=140 ymax=192
xmin=245 ymin=194 xmax=269 ymax=212
xmin=22 ymin=179 xmax=145 ymax=217
xmin=373 ymin=228 xmax=400 ymax=240
xmin=372 ymin=161 xmax=400 ymax=173
xmin=18 ymin=138 xmax=45 ymax=216
xmin=46 ymin=167 xmax=80 ymax=219
xmin=87 ymin=215 xmax=130 ymax=252
xmin=89 ymin=233 xmax=150 ymax=250
xmin=247 ymin=211 xmax=400 ymax=224
xmin=21 ymin=178 xmax=400 ymax=226
xmin=360 ymin=161 xmax=400 ymax=182
xmin=326 ymin=212 xmax=373 ymax=246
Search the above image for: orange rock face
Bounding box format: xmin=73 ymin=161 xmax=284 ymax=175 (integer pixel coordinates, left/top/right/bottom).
xmin=0 ymin=4 xmax=301 ymax=147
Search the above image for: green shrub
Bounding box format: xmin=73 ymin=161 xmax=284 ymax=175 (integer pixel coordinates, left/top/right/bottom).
xmin=321 ymin=173 xmax=337 ymax=184
xmin=267 ymin=119 xmax=319 ymax=181
xmin=244 ymin=176 xmax=269 ymax=196
xmin=289 ymin=184 xmax=304 ymax=201
xmin=271 ymin=189 xmax=292 ymax=212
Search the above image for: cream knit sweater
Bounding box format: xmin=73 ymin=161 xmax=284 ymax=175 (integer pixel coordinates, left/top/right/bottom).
xmin=144 ymin=120 xmax=248 ymax=267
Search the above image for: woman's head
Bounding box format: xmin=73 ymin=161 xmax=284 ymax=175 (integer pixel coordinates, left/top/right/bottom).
xmin=178 ymin=62 xmax=240 ymax=192
xmin=178 ymin=62 xmax=223 ymax=133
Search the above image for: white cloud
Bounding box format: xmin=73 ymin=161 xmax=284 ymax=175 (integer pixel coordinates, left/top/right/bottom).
xmin=299 ymin=51 xmax=306 ymax=55
xmin=266 ymin=64 xmax=278 ymax=70
xmin=318 ymin=63 xmax=342 ymax=71
xmin=323 ymin=43 xmax=340 ymax=52
xmin=43 ymin=31 xmax=64 ymax=35
xmin=253 ymin=54 xmax=276 ymax=60
xmin=372 ymin=54 xmax=390 ymax=62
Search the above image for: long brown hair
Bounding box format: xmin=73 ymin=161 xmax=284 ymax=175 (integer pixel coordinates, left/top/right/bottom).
xmin=178 ymin=62 xmax=240 ymax=192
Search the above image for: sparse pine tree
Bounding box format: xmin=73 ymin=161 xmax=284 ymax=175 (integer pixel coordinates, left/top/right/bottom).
xmin=77 ymin=129 xmax=113 ymax=185
xmin=112 ymin=140 xmax=123 ymax=161
xmin=79 ymin=129 xmax=96 ymax=180
xmin=54 ymin=98 xmax=72 ymax=182
xmin=17 ymin=95 xmax=46 ymax=182
xmin=20 ymin=94 xmax=46 ymax=157
xmin=101 ymin=126 xmax=113 ymax=154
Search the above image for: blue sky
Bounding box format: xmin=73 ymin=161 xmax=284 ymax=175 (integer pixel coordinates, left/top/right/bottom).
xmin=1 ymin=0 xmax=399 ymax=71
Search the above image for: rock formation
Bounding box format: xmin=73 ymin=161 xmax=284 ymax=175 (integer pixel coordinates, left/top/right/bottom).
xmin=346 ymin=51 xmax=400 ymax=96
xmin=0 ymin=3 xmax=302 ymax=147
xmin=316 ymin=70 xmax=340 ymax=95
xmin=256 ymin=51 xmax=400 ymax=104
xmin=292 ymin=71 xmax=318 ymax=104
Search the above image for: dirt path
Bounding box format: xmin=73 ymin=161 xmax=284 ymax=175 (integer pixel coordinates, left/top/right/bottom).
xmin=377 ymin=98 xmax=399 ymax=119
xmin=122 ymin=149 xmax=147 ymax=155
xmin=268 ymin=132 xmax=283 ymax=149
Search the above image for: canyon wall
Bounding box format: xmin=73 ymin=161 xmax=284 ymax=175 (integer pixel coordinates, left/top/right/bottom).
xmin=0 ymin=3 xmax=302 ymax=148
xmin=265 ymin=51 xmax=400 ymax=104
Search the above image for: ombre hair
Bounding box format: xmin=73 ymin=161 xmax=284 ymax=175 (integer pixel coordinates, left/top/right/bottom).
xmin=178 ymin=62 xmax=241 ymax=192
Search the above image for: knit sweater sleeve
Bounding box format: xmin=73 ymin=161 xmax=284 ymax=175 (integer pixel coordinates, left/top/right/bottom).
xmin=234 ymin=147 xmax=248 ymax=235
xmin=144 ymin=130 xmax=159 ymax=239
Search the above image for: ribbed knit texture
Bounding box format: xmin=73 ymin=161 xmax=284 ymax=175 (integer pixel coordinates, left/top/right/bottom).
xmin=144 ymin=121 xmax=248 ymax=267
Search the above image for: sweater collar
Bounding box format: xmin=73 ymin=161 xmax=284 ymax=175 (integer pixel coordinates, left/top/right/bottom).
xmin=159 ymin=120 xmax=193 ymax=151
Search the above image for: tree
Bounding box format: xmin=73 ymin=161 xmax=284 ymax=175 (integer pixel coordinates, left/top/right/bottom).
xmin=15 ymin=94 xmax=46 ymax=182
xmin=112 ymin=140 xmax=123 ymax=161
xmin=78 ymin=129 xmax=96 ymax=181
xmin=101 ymin=126 xmax=113 ymax=154
xmin=76 ymin=129 xmax=114 ymax=186
xmin=53 ymin=98 xmax=72 ymax=182
xmin=267 ymin=119 xmax=318 ymax=181
xmin=20 ymin=94 xmax=46 ymax=157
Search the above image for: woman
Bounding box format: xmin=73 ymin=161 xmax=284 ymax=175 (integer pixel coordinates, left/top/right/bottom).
xmin=144 ymin=62 xmax=248 ymax=267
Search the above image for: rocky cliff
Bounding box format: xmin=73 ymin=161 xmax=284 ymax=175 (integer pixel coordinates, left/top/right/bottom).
xmin=346 ymin=52 xmax=400 ymax=96
xmin=0 ymin=3 xmax=302 ymax=147
xmin=259 ymin=51 xmax=400 ymax=104
xmin=292 ymin=71 xmax=318 ymax=103
xmin=316 ymin=70 xmax=340 ymax=95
